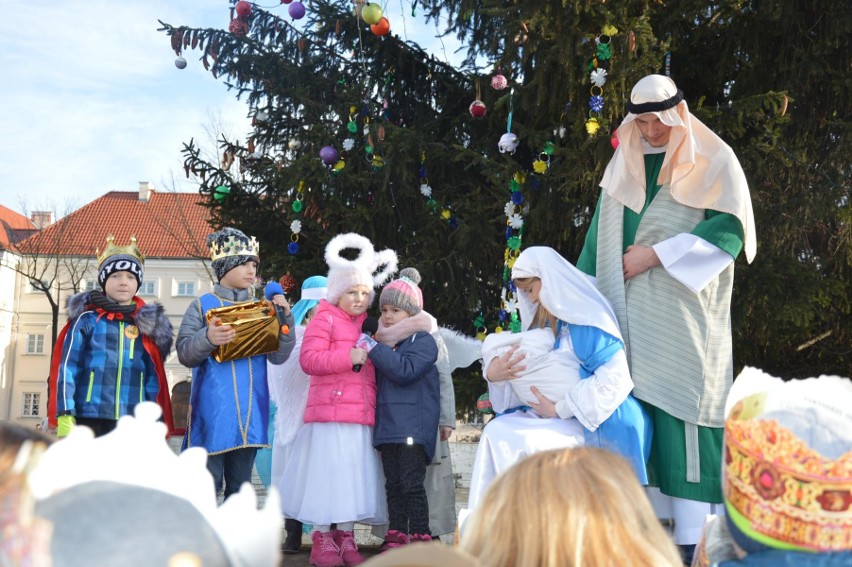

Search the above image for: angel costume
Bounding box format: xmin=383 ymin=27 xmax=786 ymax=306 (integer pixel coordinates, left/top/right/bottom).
xmin=467 ymin=247 xmax=652 ymax=513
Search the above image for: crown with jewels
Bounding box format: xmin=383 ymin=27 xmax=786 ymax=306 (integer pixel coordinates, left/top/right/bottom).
xmin=209 ymin=234 xmax=260 ymax=262
xmin=724 ymin=392 xmax=852 ymax=552
xmin=97 ymin=235 xmax=145 ymax=267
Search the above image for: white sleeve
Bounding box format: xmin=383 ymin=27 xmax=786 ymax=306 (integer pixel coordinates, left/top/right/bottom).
xmin=653 ymin=234 xmax=734 ymax=293
xmin=555 ymin=347 xmax=633 ymax=432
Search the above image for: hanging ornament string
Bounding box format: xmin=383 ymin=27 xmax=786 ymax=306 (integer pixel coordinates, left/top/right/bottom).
xmin=584 ymin=25 xmax=618 ymax=137
xmin=664 ymin=32 xmax=672 ymax=76
xmin=418 ymin=152 xmax=458 ymax=228
xmin=496 ymin=171 xmax=525 ymax=334
xmin=288 ymin=180 xmax=306 ymax=254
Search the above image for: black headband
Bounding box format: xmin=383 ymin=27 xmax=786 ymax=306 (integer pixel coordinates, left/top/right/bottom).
xmin=627 ymin=89 xmax=684 ymax=114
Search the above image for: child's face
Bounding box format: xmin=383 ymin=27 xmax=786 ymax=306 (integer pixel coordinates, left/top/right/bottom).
xmin=380 ymin=305 xmax=411 ymax=327
xmin=104 ymin=271 xmax=138 ymax=305
xmin=515 ymin=277 xmax=542 ymax=304
xmin=337 ymin=285 xmax=371 ymax=317
xmin=219 ymin=261 xmax=258 ymax=290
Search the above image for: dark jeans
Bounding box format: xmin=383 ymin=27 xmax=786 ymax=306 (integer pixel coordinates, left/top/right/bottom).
xmin=75 ymin=417 xmax=117 ymax=438
xmin=206 ymin=447 xmax=257 ymax=500
xmin=380 ymin=443 xmax=429 ymax=535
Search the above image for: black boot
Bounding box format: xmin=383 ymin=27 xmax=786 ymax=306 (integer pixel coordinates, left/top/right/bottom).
xmin=283 ymin=518 xmax=303 ymax=554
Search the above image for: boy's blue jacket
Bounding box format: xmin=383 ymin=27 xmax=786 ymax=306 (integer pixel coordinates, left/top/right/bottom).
xmin=47 ymin=291 xmax=175 ymax=433
xmin=369 ymin=330 xmax=440 ymax=461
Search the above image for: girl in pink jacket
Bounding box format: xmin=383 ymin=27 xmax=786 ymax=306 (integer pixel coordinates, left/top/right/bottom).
xmin=282 ymin=233 xmax=397 ymax=567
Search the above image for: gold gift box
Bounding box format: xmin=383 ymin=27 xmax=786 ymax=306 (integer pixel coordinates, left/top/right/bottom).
xmin=206 ymin=301 xmax=280 ymax=363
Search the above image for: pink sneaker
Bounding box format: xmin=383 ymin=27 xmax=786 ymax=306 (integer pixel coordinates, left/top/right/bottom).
xmin=379 ymin=529 xmax=410 ymax=552
xmin=334 ymin=530 xmax=366 ymax=566
xmin=410 ymin=533 xmax=433 ymax=543
xmin=310 ymin=531 xmax=344 ymax=567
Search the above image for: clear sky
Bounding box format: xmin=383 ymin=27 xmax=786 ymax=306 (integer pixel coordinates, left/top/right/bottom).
xmin=0 ymin=1 xmax=462 ymax=217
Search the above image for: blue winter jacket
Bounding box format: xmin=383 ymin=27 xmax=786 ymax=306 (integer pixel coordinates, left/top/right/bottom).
xmin=369 ymin=331 xmax=440 ymax=462
xmin=55 ymin=292 xmax=173 ymax=421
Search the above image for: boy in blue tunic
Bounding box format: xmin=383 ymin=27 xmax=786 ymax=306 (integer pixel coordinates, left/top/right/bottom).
xmin=176 ymin=227 xmax=296 ymax=499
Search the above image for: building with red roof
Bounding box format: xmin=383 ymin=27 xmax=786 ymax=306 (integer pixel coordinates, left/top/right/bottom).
xmin=2 ymin=183 xmax=216 ymax=427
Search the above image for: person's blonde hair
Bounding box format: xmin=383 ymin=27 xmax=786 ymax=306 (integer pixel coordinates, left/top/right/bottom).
xmin=513 ymin=276 xmax=557 ymax=336
xmin=460 ymin=447 xmax=683 ymax=567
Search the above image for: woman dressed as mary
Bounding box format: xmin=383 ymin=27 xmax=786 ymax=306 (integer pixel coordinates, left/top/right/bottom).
xmin=466 ymin=247 xmax=652 ymax=512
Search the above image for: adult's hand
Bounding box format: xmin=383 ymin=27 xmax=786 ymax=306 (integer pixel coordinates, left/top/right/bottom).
xmin=439 ymin=426 xmax=453 ymax=441
xmin=486 ymin=344 xmax=527 ymax=382
xmin=527 ymin=386 xmax=557 ymax=418
xmin=622 ymin=244 xmax=661 ymax=280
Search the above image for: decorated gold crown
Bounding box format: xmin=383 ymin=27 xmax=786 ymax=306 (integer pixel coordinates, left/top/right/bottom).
xmin=97 ymin=235 xmax=145 ymax=267
xmin=209 ymin=234 xmax=260 ymax=262
xmin=724 ymin=393 xmax=852 ymax=552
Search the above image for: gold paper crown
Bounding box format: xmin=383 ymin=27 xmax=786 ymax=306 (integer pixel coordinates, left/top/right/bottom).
xmin=97 ymin=235 xmax=145 ymax=266
xmin=210 ymin=235 xmax=260 ymax=262
xmin=724 ymin=397 xmax=852 ymax=552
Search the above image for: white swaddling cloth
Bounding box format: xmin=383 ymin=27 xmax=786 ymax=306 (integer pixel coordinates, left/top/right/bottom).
xmin=481 ymin=328 xmax=581 ymax=406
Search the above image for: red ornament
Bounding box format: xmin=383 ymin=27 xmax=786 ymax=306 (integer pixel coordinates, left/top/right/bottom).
xmin=610 ymin=130 xmax=620 ymax=149
xmin=491 ymin=74 xmax=508 ymax=90
xmin=469 ymin=100 xmax=487 ymax=118
xmin=235 ymin=1 xmax=251 ymax=17
xmin=279 ymin=273 xmax=298 ymax=294
xmin=370 ymin=16 xmax=390 ymax=36
xmin=229 ymin=18 xmax=249 ymax=36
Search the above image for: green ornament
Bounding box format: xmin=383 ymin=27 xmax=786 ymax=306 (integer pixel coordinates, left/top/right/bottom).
xmin=509 ymin=179 xmax=521 ymax=192
xmin=291 ymin=200 xmax=303 ymax=213
xmin=473 ymin=315 xmax=485 ymax=327
xmin=596 ymin=43 xmax=612 ymax=60
xmin=213 ymin=185 xmax=231 ymax=201
xmin=507 ymin=236 xmax=522 ymax=250
xmin=543 ymin=141 xmax=555 ymax=155
xmin=365 ymin=145 xmax=374 ymax=155
xmin=426 ymin=198 xmax=437 ymax=210
xmin=347 ymin=121 xmax=358 ymax=133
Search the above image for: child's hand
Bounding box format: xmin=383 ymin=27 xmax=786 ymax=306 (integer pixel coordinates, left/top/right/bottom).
xmin=207 ymin=317 xmax=236 ymax=345
xmin=440 ymin=426 xmax=453 ymax=441
xmin=350 ymin=347 xmax=368 ymax=367
xmin=269 ymin=295 xmax=291 ymax=316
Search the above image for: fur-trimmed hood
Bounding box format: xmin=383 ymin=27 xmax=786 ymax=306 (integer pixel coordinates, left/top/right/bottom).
xmin=65 ymin=292 xmax=174 ymax=358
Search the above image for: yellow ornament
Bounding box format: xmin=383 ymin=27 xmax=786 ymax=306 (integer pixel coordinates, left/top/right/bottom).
xmin=602 ymin=24 xmax=619 ymax=36
xmin=585 ymin=117 xmax=600 ymax=135
xmin=513 ymin=171 xmax=526 ymax=184
xmin=333 ymin=160 xmax=345 ymax=171
xmin=507 ymin=257 xmax=517 ymax=269
xmin=495 ymin=326 xmax=503 ymax=333
xmin=476 ymin=331 xmax=487 ymax=341
xmin=441 ymin=209 xmax=451 ymax=220
xmin=532 ymin=159 xmax=548 ymax=173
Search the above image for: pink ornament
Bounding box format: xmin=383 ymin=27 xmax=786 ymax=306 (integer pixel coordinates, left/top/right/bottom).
xmin=235 ymin=1 xmax=251 ymax=17
xmin=469 ymin=100 xmax=487 ymax=118
xmin=491 ymin=74 xmax=508 ymax=90
xmin=288 ymin=1 xmax=306 ymax=19
xmin=610 ymin=130 xmax=620 ymax=149
xmin=319 ymin=145 xmax=339 ymax=165
xmin=229 ymin=18 xmax=249 ymax=36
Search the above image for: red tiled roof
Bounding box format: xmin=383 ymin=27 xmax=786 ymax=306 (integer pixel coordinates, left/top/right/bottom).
xmin=17 ymin=191 xmax=213 ymax=260
xmin=0 ymin=205 xmax=36 ymax=250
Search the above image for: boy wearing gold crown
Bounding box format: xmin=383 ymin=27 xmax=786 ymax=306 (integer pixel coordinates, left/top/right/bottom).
xmin=47 ymin=235 xmax=176 ymax=438
xmin=176 ymin=227 xmax=296 ymax=500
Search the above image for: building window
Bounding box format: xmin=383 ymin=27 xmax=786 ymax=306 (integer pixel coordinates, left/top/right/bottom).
xmin=28 ymin=279 xmax=49 ymax=293
xmin=26 ymin=334 xmax=45 ymax=354
xmin=84 ymin=280 xmax=98 ymax=291
xmin=138 ymin=280 xmax=156 ymax=296
xmin=176 ymin=282 xmax=195 ymax=297
xmin=22 ymin=392 xmax=41 ymax=417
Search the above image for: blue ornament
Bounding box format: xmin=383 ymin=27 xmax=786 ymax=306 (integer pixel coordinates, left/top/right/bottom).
xmin=590 ymin=95 xmax=604 ymax=113
xmin=511 ymin=191 xmax=524 ymax=205
xmin=504 ymin=226 xmax=513 ymax=239
xmin=287 ymin=241 xmax=299 ymax=254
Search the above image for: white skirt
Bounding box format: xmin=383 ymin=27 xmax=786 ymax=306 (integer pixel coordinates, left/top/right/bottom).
xmin=282 ymin=422 xmax=388 ymax=526
xmin=467 ymin=411 xmax=585 ymax=511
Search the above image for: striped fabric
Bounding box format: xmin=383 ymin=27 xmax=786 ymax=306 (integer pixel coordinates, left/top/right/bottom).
xmin=597 ymin=187 xmax=734 ymax=428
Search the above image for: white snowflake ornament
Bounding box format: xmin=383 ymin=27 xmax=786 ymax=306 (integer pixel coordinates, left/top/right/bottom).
xmin=342 ymin=138 xmax=355 ymax=151
xmin=290 ymin=220 xmax=302 ymax=234
xmin=508 ymin=214 xmax=524 ymax=229
xmin=590 ymin=68 xmax=608 ymax=87
xmin=420 ymin=184 xmax=432 ymax=198
xmin=504 ymin=202 xmax=515 ymax=217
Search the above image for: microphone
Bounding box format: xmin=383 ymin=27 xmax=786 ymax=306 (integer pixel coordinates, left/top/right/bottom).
xmin=264 ymin=282 xmax=291 ymax=335
xmin=353 ymin=316 xmax=379 ymax=372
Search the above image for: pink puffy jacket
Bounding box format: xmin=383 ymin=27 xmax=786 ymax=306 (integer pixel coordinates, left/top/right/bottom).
xmin=300 ymin=300 xmax=376 ymax=426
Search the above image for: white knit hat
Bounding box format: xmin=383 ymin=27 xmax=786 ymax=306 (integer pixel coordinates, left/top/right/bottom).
xmin=324 ymin=233 xmax=398 ymax=306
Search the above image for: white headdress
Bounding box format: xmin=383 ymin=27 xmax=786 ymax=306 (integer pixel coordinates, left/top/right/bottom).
xmin=324 ymin=232 xmax=398 ymax=306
